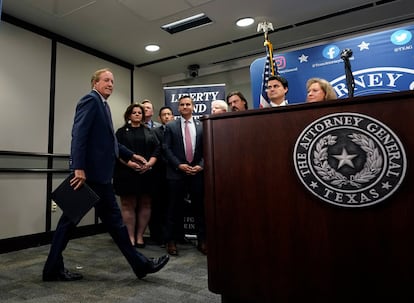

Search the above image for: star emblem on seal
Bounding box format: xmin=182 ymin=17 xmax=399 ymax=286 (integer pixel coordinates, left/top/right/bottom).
xmin=332 ymin=148 xmax=357 ymax=169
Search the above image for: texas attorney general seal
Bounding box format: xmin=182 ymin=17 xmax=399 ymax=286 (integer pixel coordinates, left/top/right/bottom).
xmin=293 ymin=112 xmax=406 ymax=207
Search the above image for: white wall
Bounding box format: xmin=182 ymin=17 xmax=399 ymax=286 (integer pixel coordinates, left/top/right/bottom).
xmin=133 ymin=68 xmax=165 ymax=117
xmin=0 ymin=22 xmax=51 ymax=238
xmin=0 ymin=21 xmax=133 ymax=238
xmin=54 ymin=43 xmax=131 ymax=153
xmin=0 ymin=22 xmax=51 ymax=153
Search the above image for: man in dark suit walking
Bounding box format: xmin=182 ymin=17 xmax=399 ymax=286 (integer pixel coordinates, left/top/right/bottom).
xmin=43 ymin=68 xmax=169 ymax=281
xmin=163 ymin=96 xmax=207 ymax=256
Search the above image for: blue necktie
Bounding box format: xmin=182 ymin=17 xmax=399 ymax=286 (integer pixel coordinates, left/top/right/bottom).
xmin=104 ymin=101 xmax=119 ymax=158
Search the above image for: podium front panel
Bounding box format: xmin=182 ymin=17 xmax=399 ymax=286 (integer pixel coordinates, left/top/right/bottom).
xmin=203 ymin=91 xmax=414 ymax=302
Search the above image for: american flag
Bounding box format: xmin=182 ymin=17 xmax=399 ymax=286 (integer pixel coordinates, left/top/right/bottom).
xmin=259 ymin=39 xmax=278 ymax=108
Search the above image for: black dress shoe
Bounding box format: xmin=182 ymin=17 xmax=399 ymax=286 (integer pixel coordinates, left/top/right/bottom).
xmin=43 ymin=268 xmax=83 ymax=282
xmin=135 ymin=255 xmax=170 ymax=279
xmin=135 ymin=242 xmax=146 ymax=249
xmin=147 ymin=255 xmax=169 ymax=274
xmin=166 ymin=241 xmax=178 ymax=256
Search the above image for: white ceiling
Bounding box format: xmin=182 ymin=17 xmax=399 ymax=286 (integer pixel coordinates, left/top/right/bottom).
xmin=2 ymin=0 xmax=414 ymax=83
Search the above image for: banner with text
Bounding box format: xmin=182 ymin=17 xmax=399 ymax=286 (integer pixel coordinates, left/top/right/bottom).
xmin=164 ymin=84 xmax=226 ymax=118
xmin=250 ymin=23 xmax=414 ymax=108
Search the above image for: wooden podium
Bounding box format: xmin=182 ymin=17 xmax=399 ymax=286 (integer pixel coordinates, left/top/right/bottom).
xmin=202 ymin=91 xmax=414 ymax=303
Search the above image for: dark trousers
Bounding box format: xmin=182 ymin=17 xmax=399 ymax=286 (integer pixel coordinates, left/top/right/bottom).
xmin=163 ymin=173 xmax=205 ymax=243
xmin=148 ymin=166 xmax=168 ymax=244
xmin=148 ymin=183 xmax=168 ymax=243
xmin=43 ymin=182 xmax=149 ymax=276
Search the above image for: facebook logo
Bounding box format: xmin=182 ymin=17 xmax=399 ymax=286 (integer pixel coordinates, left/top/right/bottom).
xmin=322 ymin=45 xmax=340 ymax=60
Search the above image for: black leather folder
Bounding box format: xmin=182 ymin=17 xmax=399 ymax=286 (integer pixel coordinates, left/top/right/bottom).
xmin=51 ymin=174 xmax=100 ymax=225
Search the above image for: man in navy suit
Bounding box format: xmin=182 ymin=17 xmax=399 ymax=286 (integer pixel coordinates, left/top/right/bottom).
xmin=163 ymin=96 xmax=207 ymax=256
xmin=43 ymin=68 xmax=169 ymax=281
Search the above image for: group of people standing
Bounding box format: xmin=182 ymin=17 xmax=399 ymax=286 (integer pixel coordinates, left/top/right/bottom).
xmin=42 ymin=68 xmax=337 ymax=283
xmin=113 ymin=97 xmax=207 ymax=257
xmin=42 ymin=68 xmax=208 ymax=283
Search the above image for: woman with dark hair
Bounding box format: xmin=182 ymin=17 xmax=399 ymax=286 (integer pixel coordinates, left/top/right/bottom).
xmin=113 ymin=103 xmax=160 ymax=248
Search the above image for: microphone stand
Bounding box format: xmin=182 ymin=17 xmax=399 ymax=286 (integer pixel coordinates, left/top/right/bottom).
xmin=341 ymin=49 xmax=355 ymax=98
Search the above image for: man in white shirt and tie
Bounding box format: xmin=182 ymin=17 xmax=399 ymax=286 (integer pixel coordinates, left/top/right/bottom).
xmin=162 ymin=96 xmax=206 ymax=256
xmin=266 ymin=75 xmax=289 ymax=107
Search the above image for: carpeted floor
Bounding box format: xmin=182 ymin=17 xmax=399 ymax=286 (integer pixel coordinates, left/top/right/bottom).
xmin=0 ymin=233 xmax=221 ymax=303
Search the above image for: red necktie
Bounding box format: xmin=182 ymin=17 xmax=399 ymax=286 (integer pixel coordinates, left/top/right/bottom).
xmin=184 ymin=120 xmax=193 ymax=163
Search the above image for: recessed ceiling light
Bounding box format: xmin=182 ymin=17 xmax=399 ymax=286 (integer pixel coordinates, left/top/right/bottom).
xmin=145 ymin=44 xmax=160 ymax=52
xmin=236 ymin=17 xmax=254 ymax=27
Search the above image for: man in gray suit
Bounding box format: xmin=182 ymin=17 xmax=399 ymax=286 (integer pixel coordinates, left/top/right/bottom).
xmin=163 ymin=96 xmax=206 ymax=256
xmin=142 ymin=99 xmax=162 ymax=128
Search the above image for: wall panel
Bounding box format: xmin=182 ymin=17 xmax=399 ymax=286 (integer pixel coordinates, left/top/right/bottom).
xmin=0 ymin=22 xmax=51 ymax=152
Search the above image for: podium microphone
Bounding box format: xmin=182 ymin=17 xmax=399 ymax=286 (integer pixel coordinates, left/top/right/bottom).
xmin=340 ymin=48 xmax=353 ymax=59
xmin=341 ymin=48 xmax=355 ymax=98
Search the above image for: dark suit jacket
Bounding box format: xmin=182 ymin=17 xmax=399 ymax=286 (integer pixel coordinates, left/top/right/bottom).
xmin=70 ymin=90 xmax=133 ymax=184
xmin=152 ymin=125 xmax=167 ymax=166
xmin=163 ymin=117 xmax=203 ymax=180
xmin=152 ymin=125 xmax=165 ymax=146
xmin=146 ymin=120 xmax=162 ymax=128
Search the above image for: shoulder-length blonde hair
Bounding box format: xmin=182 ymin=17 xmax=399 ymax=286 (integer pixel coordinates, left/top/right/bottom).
xmin=306 ymin=78 xmax=337 ymax=101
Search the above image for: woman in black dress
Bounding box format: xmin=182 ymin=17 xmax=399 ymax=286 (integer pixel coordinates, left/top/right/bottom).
xmin=113 ymin=103 xmax=160 ymax=247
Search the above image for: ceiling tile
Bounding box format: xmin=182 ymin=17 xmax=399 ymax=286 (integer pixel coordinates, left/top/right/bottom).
xmin=24 ymin=0 xmax=96 ymax=17
xmin=118 ymin=0 xmax=191 ymax=21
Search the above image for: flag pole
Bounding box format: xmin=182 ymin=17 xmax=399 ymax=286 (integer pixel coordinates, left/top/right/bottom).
xmin=257 ymin=21 xmax=275 ymax=108
xmin=257 ymin=21 xmax=275 ymax=75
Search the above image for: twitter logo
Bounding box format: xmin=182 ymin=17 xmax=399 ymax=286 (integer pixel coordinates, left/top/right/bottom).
xmin=390 ymin=30 xmax=412 ymax=45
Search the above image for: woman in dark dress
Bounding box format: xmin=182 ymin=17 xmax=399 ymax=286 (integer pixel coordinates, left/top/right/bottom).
xmin=113 ymin=103 xmax=160 ymax=247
